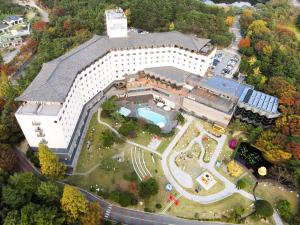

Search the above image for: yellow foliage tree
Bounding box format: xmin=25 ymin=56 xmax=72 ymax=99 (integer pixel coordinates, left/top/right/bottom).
xmin=124 ymin=8 xmax=131 ymax=24
xmin=253 ymin=67 xmax=261 ymax=76
xmin=248 ymin=20 xmax=270 ymax=37
xmin=169 ymin=22 xmax=175 ymax=31
xmin=0 ymin=71 xmax=10 ymax=97
xmin=82 ymin=202 xmax=102 ymax=225
xmin=38 ymin=144 xmax=66 ymax=179
xmin=227 ymin=160 xmax=243 ymax=177
xmin=262 ymin=45 xmax=273 ymax=56
xmin=248 ymin=56 xmax=257 ymax=66
xmin=242 ymin=9 xmax=253 ymax=18
xmin=61 ymin=185 xmax=87 ymax=222
xmin=225 ymin=16 xmax=234 ymax=26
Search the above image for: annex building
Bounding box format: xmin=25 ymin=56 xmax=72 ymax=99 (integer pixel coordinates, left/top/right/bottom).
xmin=15 ymin=8 xmax=280 ymax=166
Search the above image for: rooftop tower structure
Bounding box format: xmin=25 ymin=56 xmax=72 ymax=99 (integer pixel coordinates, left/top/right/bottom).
xmin=105 ymin=8 xmax=127 ymax=38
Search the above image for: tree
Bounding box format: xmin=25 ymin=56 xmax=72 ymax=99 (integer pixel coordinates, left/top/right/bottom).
xmin=255 ymin=200 xmax=273 ymax=218
xmin=169 ymin=22 xmax=175 ymax=31
xmin=0 ymin=144 xmax=16 ymax=171
xmin=225 ymin=16 xmax=234 ymax=26
xmin=238 ymin=36 xmax=251 ymax=49
xmin=101 ymin=97 xmax=118 ymax=117
xmin=61 ymin=185 xmax=87 ymax=222
xmin=234 ymin=205 xmax=245 ymax=221
xmin=138 ymin=178 xmax=159 ymax=198
xmin=37 ymin=181 xmax=61 ymax=204
xmin=227 ymin=160 xmax=243 ymax=177
xmin=296 ymin=15 xmax=300 ymax=29
xmin=82 ymin=202 xmax=102 ymax=225
xmin=38 ymin=144 xmax=66 ymax=179
xmin=118 ymin=120 xmax=136 ymax=137
xmin=0 ymin=52 xmax=3 ymax=65
xmin=32 ymin=206 xmax=65 ymax=225
xmin=100 ymin=129 xmax=117 ymax=147
xmin=3 ymin=210 xmax=20 ymax=225
xmin=247 ymin=20 xmax=270 ymax=37
xmin=276 ymin=199 xmax=292 ymax=222
xmin=2 ymin=186 xmax=26 ymax=209
xmin=8 ymin=172 xmax=40 ymax=197
xmin=236 ymin=178 xmax=247 ymax=190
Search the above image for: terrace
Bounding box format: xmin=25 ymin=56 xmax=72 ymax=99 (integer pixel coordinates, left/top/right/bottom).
xmin=126 ymin=73 xmax=189 ymax=97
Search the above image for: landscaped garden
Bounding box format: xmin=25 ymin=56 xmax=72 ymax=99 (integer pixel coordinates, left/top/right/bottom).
xmin=202 ymin=135 xmax=217 ymax=163
xmin=174 ymin=123 xmax=200 ymax=151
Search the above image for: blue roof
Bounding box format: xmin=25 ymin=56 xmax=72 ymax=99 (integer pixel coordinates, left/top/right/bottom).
xmin=239 ymin=88 xmax=279 ymax=114
xmin=6 ymin=16 xmax=20 ymax=21
xmin=199 ymin=75 xmax=247 ymax=98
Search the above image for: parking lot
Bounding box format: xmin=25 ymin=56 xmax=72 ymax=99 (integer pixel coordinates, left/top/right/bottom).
xmin=211 ymin=50 xmax=240 ymax=78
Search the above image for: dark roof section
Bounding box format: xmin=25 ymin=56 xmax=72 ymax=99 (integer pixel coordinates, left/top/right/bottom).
xmin=0 ymin=22 xmax=9 ymax=29
xmin=144 ymin=67 xmax=196 ymax=86
xmin=16 ymin=31 xmax=211 ymax=102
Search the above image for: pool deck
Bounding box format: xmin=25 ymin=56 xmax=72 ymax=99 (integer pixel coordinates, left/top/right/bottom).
xmin=118 ymin=99 xmax=178 ymax=133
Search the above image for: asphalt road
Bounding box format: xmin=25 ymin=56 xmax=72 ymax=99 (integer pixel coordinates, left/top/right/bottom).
xmin=14 ymin=147 xmax=234 ymax=225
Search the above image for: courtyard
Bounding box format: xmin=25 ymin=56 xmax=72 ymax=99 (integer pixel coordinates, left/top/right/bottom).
xmin=66 ymin=98 xmax=298 ymax=225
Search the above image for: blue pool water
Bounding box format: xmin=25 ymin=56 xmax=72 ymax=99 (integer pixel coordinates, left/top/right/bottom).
xmin=137 ymin=107 xmax=167 ymax=128
xmin=118 ymin=107 xmax=131 ymax=117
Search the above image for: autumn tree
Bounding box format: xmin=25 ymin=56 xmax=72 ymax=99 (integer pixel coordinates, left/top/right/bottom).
xmin=225 ymin=16 xmax=234 ymax=26
xmin=82 ymin=202 xmax=102 ymax=225
xmin=32 ymin=20 xmax=47 ymax=31
xmin=238 ymin=36 xmax=251 ymax=49
xmin=0 ymin=144 xmax=16 ymax=171
xmin=38 ymin=144 xmax=66 ymax=179
xmin=247 ymin=20 xmax=270 ymax=37
xmin=61 ymin=185 xmax=87 ymax=222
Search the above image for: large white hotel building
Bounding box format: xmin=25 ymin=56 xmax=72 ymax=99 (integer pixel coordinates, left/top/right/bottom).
xmin=15 ymin=8 xmax=280 ymax=166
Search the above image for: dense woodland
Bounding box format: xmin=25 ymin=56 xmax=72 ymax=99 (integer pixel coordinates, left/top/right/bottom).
xmin=0 ymin=0 xmax=300 ymax=223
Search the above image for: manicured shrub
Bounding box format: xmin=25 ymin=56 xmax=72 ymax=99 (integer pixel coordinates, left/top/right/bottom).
xmin=155 ymin=203 xmax=162 ymax=209
xmin=255 ymin=200 xmax=273 ymax=218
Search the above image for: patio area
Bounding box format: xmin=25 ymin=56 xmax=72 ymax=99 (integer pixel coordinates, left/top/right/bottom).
xmin=118 ymin=99 xmax=178 ymax=133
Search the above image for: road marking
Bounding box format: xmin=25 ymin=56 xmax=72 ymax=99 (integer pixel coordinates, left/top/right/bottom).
xmin=104 ymin=204 xmax=113 ymax=218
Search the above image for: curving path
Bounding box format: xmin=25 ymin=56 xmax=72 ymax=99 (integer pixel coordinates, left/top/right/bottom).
xmin=97 ymin=109 xmax=161 ymax=157
xmin=161 ymin=115 xmax=283 ymax=225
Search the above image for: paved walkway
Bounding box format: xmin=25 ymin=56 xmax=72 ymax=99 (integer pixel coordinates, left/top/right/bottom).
xmin=161 ymin=116 xmax=283 ymax=225
xmin=97 ymin=109 xmax=161 ymax=157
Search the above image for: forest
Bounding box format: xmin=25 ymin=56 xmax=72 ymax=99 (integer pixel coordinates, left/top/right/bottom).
xmin=235 ymin=0 xmax=300 ymax=198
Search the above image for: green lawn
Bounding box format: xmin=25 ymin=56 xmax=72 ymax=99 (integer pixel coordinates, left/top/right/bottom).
xmin=202 ymin=136 xmax=217 ymax=163
xmin=168 ymin=193 xmax=274 ymax=225
xmin=75 ymin=113 xmax=131 ymax=173
xmin=174 ymin=123 xmax=200 ymax=151
xmin=256 ymin=183 xmax=299 ymax=214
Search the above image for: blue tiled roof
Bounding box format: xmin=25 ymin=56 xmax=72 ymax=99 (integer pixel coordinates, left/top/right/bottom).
xmin=239 ymin=87 xmax=279 ymax=114
xmin=198 ymin=75 xmax=248 ymax=98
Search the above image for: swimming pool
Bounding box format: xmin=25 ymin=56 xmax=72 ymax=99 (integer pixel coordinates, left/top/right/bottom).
xmin=118 ymin=107 xmax=131 ymax=117
xmin=137 ymin=107 xmax=167 ymax=128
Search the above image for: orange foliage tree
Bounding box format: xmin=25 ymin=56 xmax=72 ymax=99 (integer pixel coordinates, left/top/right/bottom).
xmin=32 ymin=20 xmax=47 ymax=31
xmin=238 ymin=36 xmax=251 ymax=49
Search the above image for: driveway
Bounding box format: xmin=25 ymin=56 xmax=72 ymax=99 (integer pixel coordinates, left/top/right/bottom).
xmin=14 ymin=0 xmax=49 ymax=22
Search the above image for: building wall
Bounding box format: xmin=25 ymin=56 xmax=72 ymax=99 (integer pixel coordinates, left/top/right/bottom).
xmin=182 ymin=97 xmax=232 ymax=127
xmin=106 ymin=16 xmax=127 ymax=38
xmin=15 ymin=110 xmax=68 ymax=149
xmin=18 ymin=45 xmax=216 ymax=149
